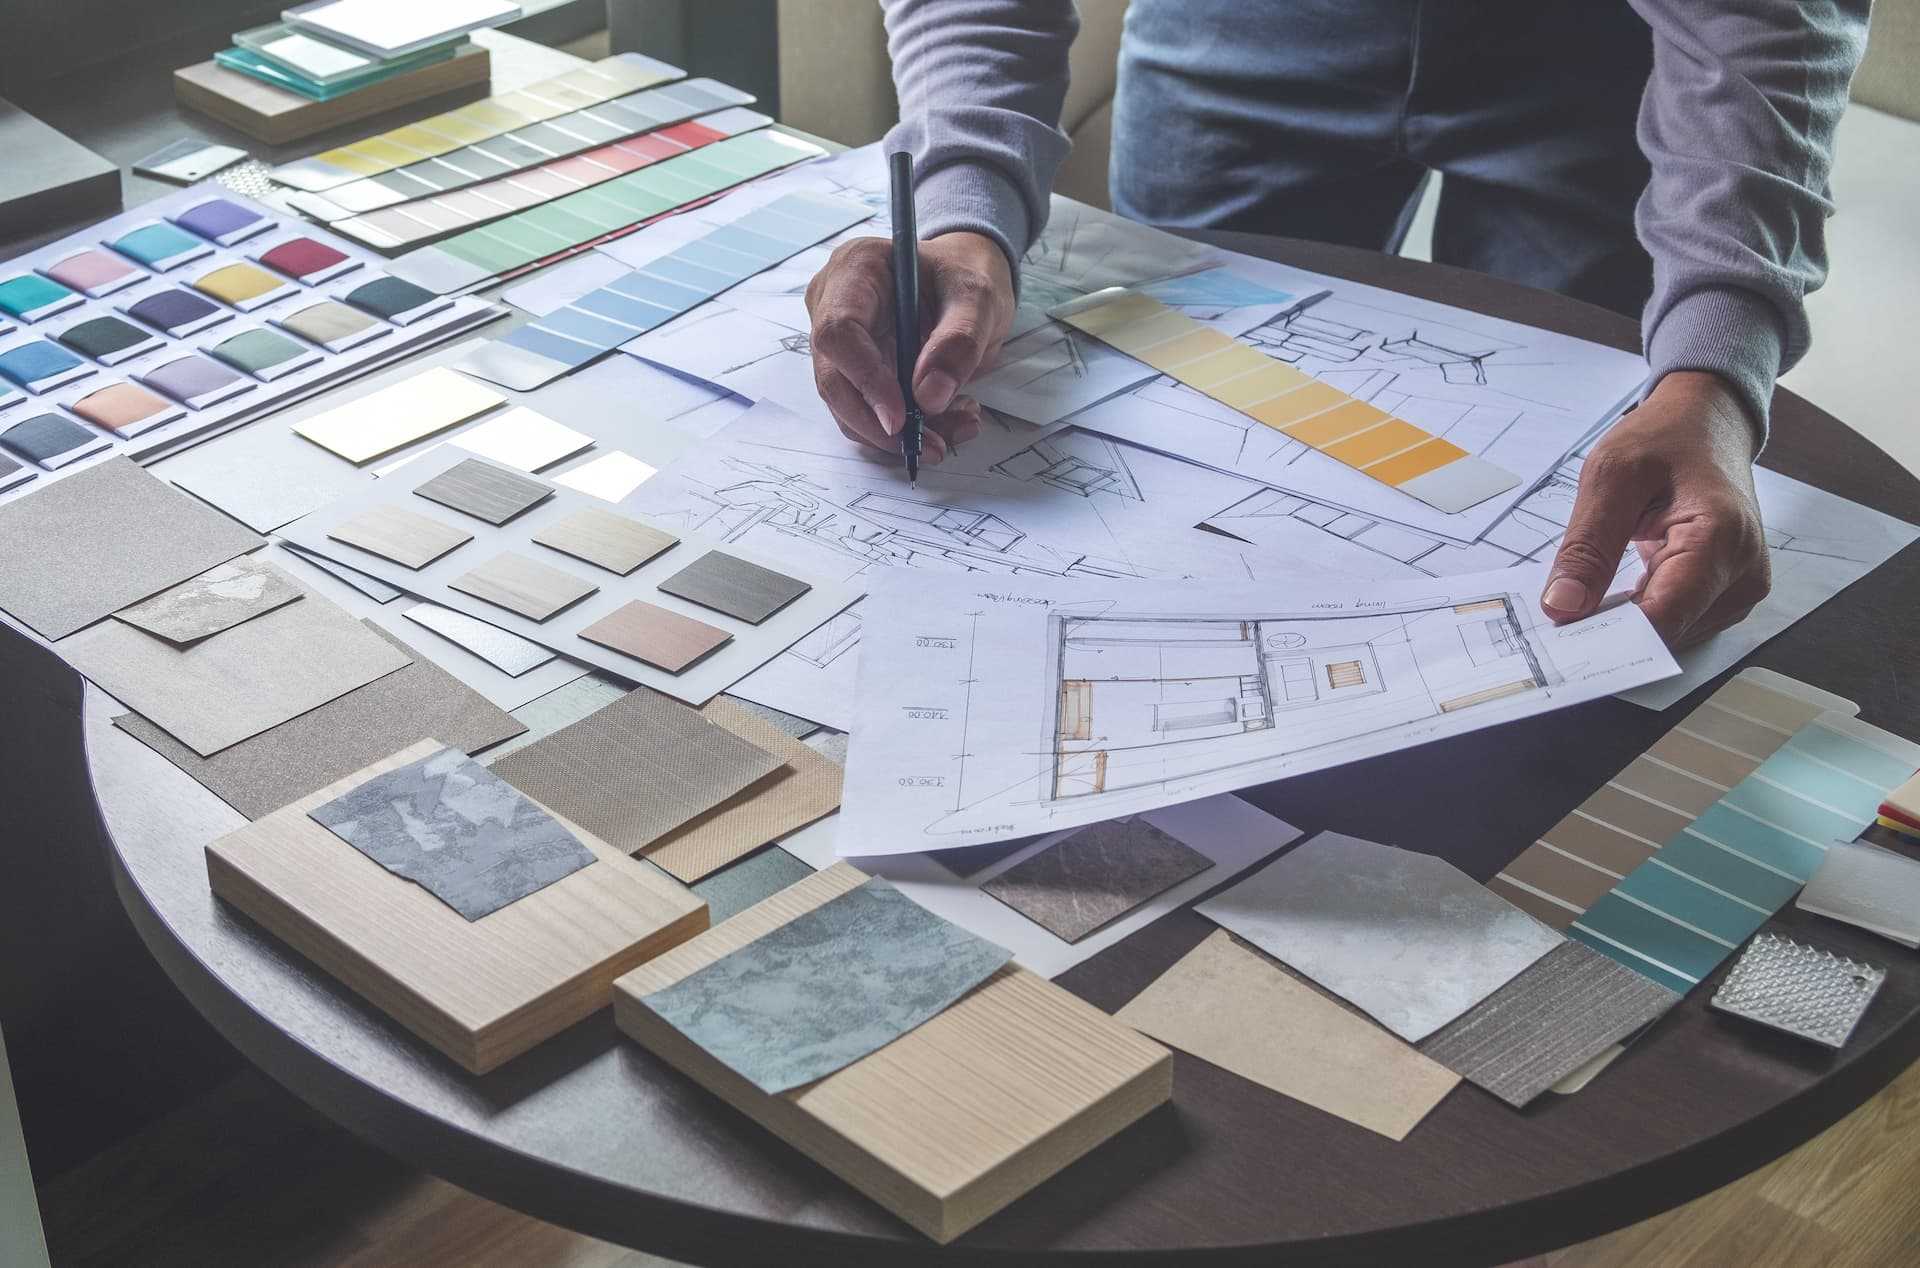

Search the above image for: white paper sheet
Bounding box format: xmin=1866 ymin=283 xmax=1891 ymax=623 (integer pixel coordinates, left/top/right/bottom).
xmin=838 ymin=563 xmax=1679 ymax=851
xmin=781 ymin=794 xmax=1301 ymax=979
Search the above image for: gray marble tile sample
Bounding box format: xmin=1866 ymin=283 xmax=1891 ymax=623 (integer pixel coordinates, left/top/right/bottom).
xmin=926 ymin=836 xmax=1041 ymax=879
xmin=981 ymin=818 xmax=1212 ymax=943
xmin=113 ymin=555 xmax=303 ymax=644
xmin=65 ymin=576 xmax=411 ymax=757
xmin=158 ymin=419 xmax=369 ymax=532
xmin=281 ymin=542 xmax=405 ymax=603
xmin=413 ymin=456 xmax=554 ymax=526
xmin=0 ymin=456 xmax=263 ymax=640
xmin=310 ymin=744 xmax=595 ymax=921
xmin=690 ymin=846 xmax=814 ymax=924
xmin=1196 ymin=831 xmax=1565 ymax=1043
xmin=489 ymin=686 xmax=782 ymax=853
xmin=329 ymin=504 xmax=473 ymax=570
xmin=403 ymin=602 xmax=554 ymax=676
xmin=639 ymin=877 xmax=1013 ymax=1092
xmin=656 ymin=550 xmax=812 ymax=625
xmin=114 ymin=621 xmax=526 ymax=819
xmin=1417 ymin=940 xmax=1679 ymax=1107
xmin=448 ymin=551 xmax=598 ymax=621
xmin=531 ymin=507 xmax=678 ymax=575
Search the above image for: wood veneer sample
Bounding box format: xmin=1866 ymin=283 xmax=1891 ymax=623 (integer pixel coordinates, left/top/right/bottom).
xmin=657 ymin=550 xmax=811 ymax=624
xmin=412 ymin=456 xmax=554 ymax=526
xmin=577 ymin=599 xmax=731 ymax=673
xmin=208 ymin=739 xmax=707 ymax=1074
xmin=531 ymin=507 xmax=677 ymax=575
xmin=328 ymin=504 xmax=473 ymax=569
xmin=614 ymin=863 xmax=1172 ymax=1243
xmin=448 ymin=550 xmax=598 ymax=621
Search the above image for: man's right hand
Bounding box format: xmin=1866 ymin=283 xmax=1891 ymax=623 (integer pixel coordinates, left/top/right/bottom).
xmin=804 ymin=230 xmax=1015 ymax=464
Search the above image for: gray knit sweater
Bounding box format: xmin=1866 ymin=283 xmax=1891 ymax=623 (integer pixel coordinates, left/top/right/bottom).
xmin=879 ymin=0 xmax=1870 ymax=433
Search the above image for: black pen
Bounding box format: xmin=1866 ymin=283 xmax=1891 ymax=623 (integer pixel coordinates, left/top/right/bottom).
xmin=888 ymin=150 xmax=923 ymax=485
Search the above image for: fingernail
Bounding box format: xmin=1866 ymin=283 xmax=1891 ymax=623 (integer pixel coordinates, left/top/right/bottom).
xmin=1543 ymin=577 xmax=1588 ymax=612
xmin=917 ymin=371 xmax=957 ymax=414
xmin=879 ymin=406 xmax=901 ymax=436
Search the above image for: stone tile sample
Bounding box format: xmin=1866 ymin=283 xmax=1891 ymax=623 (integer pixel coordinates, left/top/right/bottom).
xmin=113 ymin=555 xmax=302 ymax=644
xmin=0 ymin=456 xmax=262 ymax=640
xmin=531 ymin=507 xmax=678 ymax=575
xmin=690 ymin=846 xmax=814 ymax=924
xmin=413 ymin=456 xmax=554 ymax=526
xmin=636 ymin=877 xmax=1013 ymax=1092
xmin=329 ymin=504 xmax=472 ymax=569
xmin=1197 ymin=832 xmax=1564 ymax=1043
xmin=926 ymin=837 xmax=1041 ymax=879
xmin=490 ymin=687 xmax=782 ymax=855
xmin=657 ymin=550 xmax=811 ymax=624
xmin=981 ymin=818 xmax=1213 ymax=943
xmin=113 ymin=621 xmax=526 ymax=819
xmin=577 ymin=599 xmax=731 ymax=673
xmin=310 ymin=744 xmax=596 ymax=920
xmin=403 ymin=602 xmax=554 ymax=676
xmin=448 ymin=550 xmax=598 ymax=621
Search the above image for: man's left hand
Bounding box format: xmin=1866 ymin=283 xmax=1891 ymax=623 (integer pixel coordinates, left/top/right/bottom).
xmin=1540 ymin=370 xmax=1771 ymax=648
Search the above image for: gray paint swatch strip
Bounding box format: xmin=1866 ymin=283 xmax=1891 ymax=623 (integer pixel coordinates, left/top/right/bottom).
xmin=640 ymin=877 xmax=1013 ymax=1093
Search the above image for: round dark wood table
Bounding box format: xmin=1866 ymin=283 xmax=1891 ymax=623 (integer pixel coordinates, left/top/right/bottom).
xmin=29 ymin=220 xmax=1920 ymax=1264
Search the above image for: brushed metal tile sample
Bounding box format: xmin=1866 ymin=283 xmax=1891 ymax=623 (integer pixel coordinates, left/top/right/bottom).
xmin=1710 ymin=932 xmax=1885 ymax=1048
xmin=113 ymin=555 xmax=303 ymax=645
xmin=412 ymin=456 xmax=555 ymax=526
xmin=656 ymin=549 xmax=811 ymax=624
xmin=576 ymin=599 xmax=731 ymax=673
xmin=531 ymin=507 xmax=677 ymax=575
xmin=329 ymin=504 xmax=473 ymax=569
xmin=448 ymin=550 xmax=598 ymax=621
xmin=981 ymin=818 xmax=1212 ymax=943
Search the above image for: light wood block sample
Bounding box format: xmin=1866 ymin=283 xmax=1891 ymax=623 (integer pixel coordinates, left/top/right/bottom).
xmin=208 ymin=740 xmax=707 ymax=1073
xmin=173 ymin=44 xmax=492 ymax=146
xmin=613 ymin=862 xmax=1172 ymax=1242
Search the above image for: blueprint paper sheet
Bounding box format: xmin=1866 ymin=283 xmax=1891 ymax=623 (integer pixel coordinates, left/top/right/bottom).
xmin=838 ymin=565 xmax=1679 ymax=852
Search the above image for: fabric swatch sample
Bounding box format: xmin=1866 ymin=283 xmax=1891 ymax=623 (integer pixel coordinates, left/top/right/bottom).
xmin=0 ymin=274 xmax=82 ymax=321
xmin=69 ymin=382 xmax=182 ymax=436
xmin=1796 ymin=842 xmax=1920 ymax=948
xmin=576 ymin=598 xmax=731 ymax=672
xmin=0 ymin=453 xmax=31 ymax=494
xmin=64 ymin=575 xmax=410 ymax=756
xmin=205 ymin=327 xmax=320 ymax=380
xmin=110 ymin=221 xmax=213 ymax=270
xmin=310 ymin=744 xmax=595 ymax=921
xmin=113 ymin=555 xmax=303 ymax=644
xmin=123 ymin=288 xmax=229 ymax=337
xmin=1115 ymin=930 xmax=1460 ymax=1141
xmin=1 ymin=412 xmax=110 ymax=469
xmin=0 ymin=456 xmax=263 ymax=639
xmin=293 ymin=366 xmax=503 ymax=464
xmin=328 ymin=504 xmax=473 ymax=569
xmin=724 ymin=696 xmax=817 ymax=739
xmin=531 ymin=507 xmax=677 ymax=574
xmin=643 ymin=696 xmax=845 ymax=883
xmin=113 ymin=621 xmax=525 ymax=819
xmin=258 ymin=236 xmax=352 ymax=281
xmin=57 ymin=315 xmax=161 ymax=364
xmin=638 ymin=876 xmax=1013 ymax=1093
xmin=1197 ymin=832 xmax=1564 ymax=1042
xmin=449 ymin=551 xmax=598 ymax=621
xmin=0 ymin=339 xmax=93 ymax=392
xmin=1416 ymin=940 xmax=1679 ymax=1108
xmin=656 ymin=550 xmax=811 ymax=624
xmin=41 ymin=249 xmax=142 ymax=298
xmin=403 ymin=602 xmax=555 ymax=676
xmin=982 ymin=817 xmax=1213 ymax=943
xmin=340 ymin=274 xmax=448 ymax=325
xmin=482 ymin=673 xmax=630 ymax=765
xmin=689 ymin=846 xmax=813 ymax=924
xmin=490 ymin=686 xmax=782 ymax=855
xmin=412 ymin=456 xmax=554 ymax=525
xmin=171 ymin=196 xmax=269 ymax=245
xmin=190 ymin=262 xmax=293 ymax=310
xmin=273 ymin=299 xmax=386 ymax=352
xmin=139 ymin=354 xmax=253 ymax=408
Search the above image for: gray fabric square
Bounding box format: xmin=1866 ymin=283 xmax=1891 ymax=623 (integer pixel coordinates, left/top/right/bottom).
xmin=0 ymin=456 xmax=263 ymax=640
xmin=113 ymin=555 xmax=303 ymax=644
xmin=657 ymin=550 xmax=812 ymax=625
xmin=310 ymin=744 xmax=596 ymax=921
xmin=412 ymin=456 xmax=554 ymax=526
xmin=639 ymin=878 xmax=1013 ymax=1092
xmin=981 ymin=818 xmax=1212 ymax=943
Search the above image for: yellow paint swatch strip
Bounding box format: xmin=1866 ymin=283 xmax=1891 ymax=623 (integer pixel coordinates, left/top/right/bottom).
xmin=1050 ymin=286 xmax=1522 ymax=514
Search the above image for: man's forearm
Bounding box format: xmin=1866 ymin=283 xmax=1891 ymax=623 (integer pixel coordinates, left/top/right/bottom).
xmin=880 ymin=0 xmax=1079 ymax=268
xmin=1629 ymin=0 xmax=1869 ymax=439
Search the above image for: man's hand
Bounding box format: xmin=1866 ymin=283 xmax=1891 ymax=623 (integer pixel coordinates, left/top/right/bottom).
xmin=804 ymin=230 xmax=1015 ymax=464
xmin=1541 ymin=371 xmax=1771 ymax=648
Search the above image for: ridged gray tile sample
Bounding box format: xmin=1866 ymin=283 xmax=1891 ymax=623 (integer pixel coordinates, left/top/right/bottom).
xmin=448 ymin=550 xmax=598 ymax=621
xmin=639 ymin=877 xmax=1013 ymax=1092
xmin=690 ymin=846 xmax=814 ymax=924
xmin=1196 ymin=831 xmax=1564 ymax=1042
xmin=982 ymin=819 xmax=1212 ymax=943
xmin=0 ymin=456 xmax=263 ymax=640
xmin=531 ymin=507 xmax=677 ymax=575
xmin=413 ymin=456 xmax=554 ymax=526
xmin=113 ymin=555 xmax=303 ymax=644
xmin=489 ymin=686 xmax=781 ymax=853
xmin=113 ymin=621 xmax=526 ymax=819
xmin=329 ymin=504 xmax=472 ymax=570
xmin=282 ymin=542 xmax=405 ymax=603
xmin=1418 ymin=940 xmax=1679 ymax=1107
xmin=657 ymin=550 xmax=811 ymax=624
xmin=311 ymin=744 xmax=595 ymax=921
xmin=1709 ymin=932 xmax=1885 ymax=1048
xmin=403 ymin=601 xmax=554 ymax=676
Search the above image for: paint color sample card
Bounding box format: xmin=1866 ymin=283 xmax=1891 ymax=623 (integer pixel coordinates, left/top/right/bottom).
xmin=1116 ymin=930 xmax=1460 ymax=1141
xmin=1198 ymin=832 xmax=1563 ymax=1042
xmin=1568 ymin=713 xmax=1920 ymax=995
xmin=294 ymin=365 xmax=504 ymax=463
xmin=271 ymin=53 xmax=683 ymax=191
xmin=0 ymin=457 xmax=263 ymax=640
xmin=1052 ymin=286 xmax=1521 ymax=513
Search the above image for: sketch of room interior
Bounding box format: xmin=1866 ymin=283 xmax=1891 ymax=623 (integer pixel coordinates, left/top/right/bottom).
xmin=1039 ymin=596 xmax=1556 ymax=801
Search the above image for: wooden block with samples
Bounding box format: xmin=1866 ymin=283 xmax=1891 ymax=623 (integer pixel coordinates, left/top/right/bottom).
xmin=207 ymin=739 xmax=707 ymax=1073
xmin=612 ymin=862 xmax=1173 ymax=1243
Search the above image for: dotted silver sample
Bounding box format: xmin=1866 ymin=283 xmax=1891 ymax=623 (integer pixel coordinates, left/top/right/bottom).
xmin=1710 ymin=932 xmax=1884 ymax=1049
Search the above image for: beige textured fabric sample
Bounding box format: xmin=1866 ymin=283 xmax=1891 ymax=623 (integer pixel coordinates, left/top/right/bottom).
xmin=1115 ymin=930 xmax=1459 ymax=1141
xmin=644 ymin=697 xmax=845 ymax=883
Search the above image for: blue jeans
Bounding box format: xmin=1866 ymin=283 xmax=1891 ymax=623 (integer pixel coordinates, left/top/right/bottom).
xmin=1111 ymin=0 xmax=1655 ymax=318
